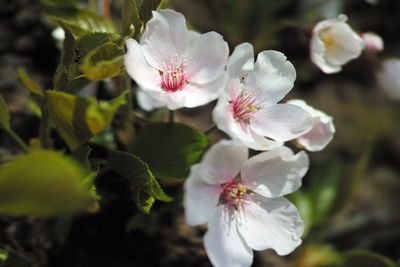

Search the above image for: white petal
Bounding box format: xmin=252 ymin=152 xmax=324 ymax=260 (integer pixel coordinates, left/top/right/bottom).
xmin=251 ymin=104 xmax=314 ymax=142
xmin=323 ymin=23 xmax=364 ymax=66
xmin=376 ymin=58 xmax=400 ymax=100
xmin=241 ymin=146 xmax=309 ymax=197
xmin=182 ymin=72 xmax=227 ymax=108
xmin=136 ymin=88 xmax=166 ymax=111
xmin=238 ymin=196 xmax=304 ymax=255
xmin=310 ymin=33 xmax=341 ymax=74
xmin=141 ymin=9 xmax=189 ymax=70
xmin=200 ymin=140 xmax=248 ymax=185
xmin=124 ymin=39 xmax=161 ymax=92
xmin=288 ymin=100 xmax=335 ymax=151
xmin=204 ymin=206 xmax=254 ymax=267
xmin=185 ymin=31 xmax=229 ymax=84
xmin=227 ymin=42 xmax=254 ymax=79
xmin=246 ymin=51 xmax=296 ymax=104
xmin=183 ymin=165 xmax=220 ymax=226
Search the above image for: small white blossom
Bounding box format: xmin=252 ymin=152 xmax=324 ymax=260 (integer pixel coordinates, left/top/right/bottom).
xmin=310 ymin=14 xmax=365 ymax=74
xmin=287 ymin=100 xmax=335 ymax=151
xmin=376 ymin=58 xmax=400 ymax=101
xmin=124 ymin=9 xmax=229 ymax=110
xmin=184 ymin=140 xmax=308 ymax=267
xmin=362 ymin=32 xmax=384 ymax=54
xmin=212 ymin=43 xmax=313 ymax=151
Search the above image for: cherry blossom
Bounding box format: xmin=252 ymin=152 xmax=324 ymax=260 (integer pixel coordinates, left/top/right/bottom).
xmin=136 ymin=87 xmax=166 ymax=111
xmin=124 ymin=9 xmax=229 ymax=110
xmin=184 ymin=140 xmax=308 ymax=267
xmin=212 ymin=43 xmax=313 ymax=150
xmin=310 ymin=14 xmax=365 ymax=74
xmin=287 ymin=100 xmax=335 ymax=151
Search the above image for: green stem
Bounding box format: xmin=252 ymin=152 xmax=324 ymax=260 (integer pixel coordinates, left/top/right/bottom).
xmin=39 ymin=103 xmax=51 ymax=149
xmin=6 ymin=128 xmax=29 ymax=152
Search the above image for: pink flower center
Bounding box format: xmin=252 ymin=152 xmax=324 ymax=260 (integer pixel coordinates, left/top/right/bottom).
xmin=229 ymin=91 xmax=260 ymax=124
xmin=160 ymin=56 xmax=187 ymax=93
xmin=221 ymin=180 xmax=248 ymax=209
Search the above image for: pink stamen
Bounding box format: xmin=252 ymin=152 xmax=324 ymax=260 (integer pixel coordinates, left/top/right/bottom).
xmin=160 ymin=56 xmax=187 ymax=93
xmin=229 ymin=91 xmax=261 ymax=125
xmin=221 ymin=180 xmax=248 ymax=209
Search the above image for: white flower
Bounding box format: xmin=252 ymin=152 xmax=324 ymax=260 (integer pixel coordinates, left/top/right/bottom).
xmin=136 ymin=87 xmax=166 ymax=111
xmin=376 ymin=58 xmax=400 ymax=101
xmin=287 ymin=100 xmax=335 ymax=151
xmin=362 ymin=32 xmax=384 ymax=54
xmin=310 ymin=14 xmax=365 ymax=74
xmin=124 ymin=9 xmax=229 ymax=110
xmin=212 ymin=43 xmax=313 ymax=151
xmin=184 ymin=140 xmax=308 ymax=267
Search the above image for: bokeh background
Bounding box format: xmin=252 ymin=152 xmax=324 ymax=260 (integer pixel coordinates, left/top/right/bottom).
xmin=0 ymin=0 xmax=399 ymax=266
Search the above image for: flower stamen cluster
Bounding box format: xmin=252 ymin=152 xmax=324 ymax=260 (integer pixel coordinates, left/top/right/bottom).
xmin=160 ymin=56 xmax=188 ymax=92
xmin=220 ymin=180 xmax=248 ymax=209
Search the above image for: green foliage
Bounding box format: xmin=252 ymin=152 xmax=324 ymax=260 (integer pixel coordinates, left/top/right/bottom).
xmin=0 ymin=249 xmax=8 ymax=262
xmin=17 ymin=68 xmax=44 ymax=97
xmin=80 ymin=42 xmax=124 ymax=80
xmin=107 ymin=150 xmax=172 ymax=213
xmin=0 ymin=150 xmax=96 ymax=217
xmin=136 ymin=0 xmax=162 ymax=25
xmin=121 ymin=0 xmax=141 ymax=38
xmin=341 ymin=250 xmax=397 ymax=267
xmin=130 ymin=122 xmax=210 ymax=180
xmin=46 ymin=90 xmax=127 ymax=150
xmin=0 ymin=96 xmax=10 ymax=130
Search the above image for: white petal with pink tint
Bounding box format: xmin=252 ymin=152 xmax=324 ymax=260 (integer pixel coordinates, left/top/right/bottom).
xmin=251 ymin=104 xmax=313 ymax=142
xmin=186 ymin=31 xmax=229 ymax=84
xmin=227 ymin=42 xmax=254 ymax=79
xmin=124 ymin=39 xmax=161 ymax=92
xmin=246 ymin=51 xmax=296 ymax=104
xmin=200 ymin=139 xmax=248 ymax=185
xmin=183 ymin=165 xmax=220 ymax=226
xmin=241 ymin=146 xmax=309 ymax=198
xmin=136 ymin=88 xmax=166 ymax=111
xmin=288 ymin=99 xmax=335 ymax=151
xmin=237 ymin=196 xmax=304 ymax=255
xmin=204 ymin=206 xmax=253 ymax=267
xmin=362 ymin=32 xmax=384 ymax=54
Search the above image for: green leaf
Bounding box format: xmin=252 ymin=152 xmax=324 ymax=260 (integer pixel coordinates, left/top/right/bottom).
xmin=57 ymin=20 xmax=76 ymax=67
xmin=108 ymin=150 xmax=172 ymax=213
xmin=130 ymin=122 xmax=210 ymax=180
xmin=310 ymin=158 xmax=344 ymax=224
xmin=341 ymin=250 xmax=397 ymax=267
xmin=41 ymin=0 xmax=77 ymax=8
xmin=137 ymin=0 xmax=161 ymax=25
xmin=0 ymin=95 xmax=10 ymax=130
xmin=287 ymin=191 xmax=313 ymax=237
xmin=46 ymin=90 xmax=127 ymax=150
xmin=0 ymin=150 xmax=96 ymax=217
xmin=80 ymin=42 xmax=124 ymax=80
xmin=0 ymin=249 xmax=8 ymax=262
xmin=121 ymin=0 xmax=141 ymax=38
xmin=46 ymin=8 xmax=115 ymax=38
xmin=17 ymin=68 xmax=44 ymax=97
